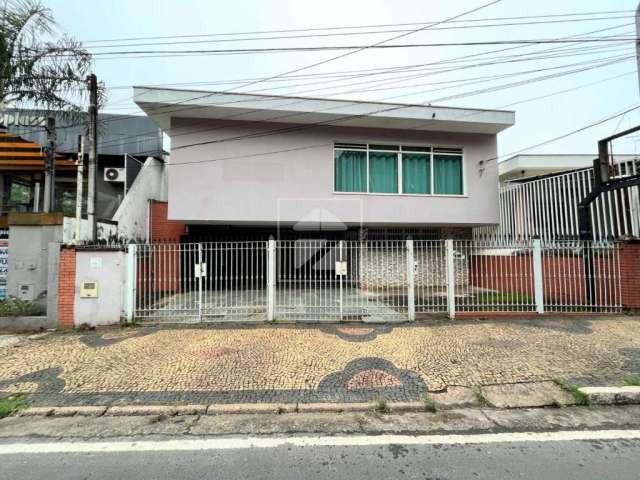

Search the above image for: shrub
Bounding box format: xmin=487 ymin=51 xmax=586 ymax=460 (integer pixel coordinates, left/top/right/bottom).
xmin=0 ymin=298 xmax=43 ymax=317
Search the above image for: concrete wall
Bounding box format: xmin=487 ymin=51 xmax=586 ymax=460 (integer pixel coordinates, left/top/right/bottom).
xmin=62 ymin=218 xmax=118 ymax=243
xmin=7 ymin=223 xmax=63 ymax=307
xmin=73 ymin=250 xmax=125 ymax=327
xmin=168 ymin=118 xmax=499 ymax=227
xmin=113 ymin=158 xmax=167 ymax=242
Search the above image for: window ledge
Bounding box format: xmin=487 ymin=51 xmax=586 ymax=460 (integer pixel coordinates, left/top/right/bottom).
xmin=333 ymin=191 xmax=468 ymax=198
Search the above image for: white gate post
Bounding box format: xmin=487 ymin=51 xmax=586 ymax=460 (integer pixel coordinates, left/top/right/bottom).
xmin=532 ymin=238 xmax=545 ymax=314
xmin=339 ymin=240 xmax=344 ymax=320
xmin=446 ymin=239 xmax=456 ymax=319
xmin=267 ymin=239 xmax=275 ymax=321
xmin=197 ymin=243 xmax=203 ymax=322
xmin=406 ymin=239 xmax=415 ymax=321
xmin=125 ymin=243 xmax=137 ymax=323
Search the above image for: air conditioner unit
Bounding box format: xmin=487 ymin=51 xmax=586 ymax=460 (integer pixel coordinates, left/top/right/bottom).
xmin=104 ymin=167 xmax=125 ymax=183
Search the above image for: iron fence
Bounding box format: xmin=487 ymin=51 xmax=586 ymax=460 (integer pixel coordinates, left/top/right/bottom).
xmin=128 ymin=239 xmax=622 ymax=322
xmin=474 ymin=158 xmax=640 ymax=243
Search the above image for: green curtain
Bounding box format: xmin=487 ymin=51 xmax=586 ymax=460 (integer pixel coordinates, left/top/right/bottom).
xmin=334 ymin=150 xmax=366 ymax=192
xmin=369 ymin=151 xmax=398 ymax=193
xmin=402 ymin=153 xmax=430 ymax=194
xmin=434 ymin=155 xmax=463 ymax=194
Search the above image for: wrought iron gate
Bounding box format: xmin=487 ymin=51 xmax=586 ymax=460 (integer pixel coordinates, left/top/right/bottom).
xmin=129 ymin=240 xmax=621 ymax=323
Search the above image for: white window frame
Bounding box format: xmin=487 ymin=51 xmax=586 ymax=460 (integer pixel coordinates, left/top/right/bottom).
xmin=333 ymin=143 xmax=466 ymax=197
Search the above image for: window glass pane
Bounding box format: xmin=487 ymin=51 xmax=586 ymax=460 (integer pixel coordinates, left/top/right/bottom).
xmin=369 ymin=151 xmax=398 ymax=193
xmin=402 ymin=153 xmax=430 ymax=194
xmin=335 ymin=149 xmax=367 ymax=192
xmin=402 ymin=145 xmax=430 ymax=153
xmin=369 ymin=144 xmax=399 ymax=151
xmin=434 ymin=147 xmax=463 ymax=154
xmin=434 ymin=155 xmax=463 ymax=194
xmin=335 ymin=142 xmax=366 ymax=150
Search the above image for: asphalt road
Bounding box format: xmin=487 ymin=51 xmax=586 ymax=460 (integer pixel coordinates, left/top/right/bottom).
xmin=1 ymin=431 xmax=640 ymax=479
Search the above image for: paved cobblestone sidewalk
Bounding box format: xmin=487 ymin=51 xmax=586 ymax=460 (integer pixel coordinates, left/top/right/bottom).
xmin=1 ymin=317 xmax=639 ymax=406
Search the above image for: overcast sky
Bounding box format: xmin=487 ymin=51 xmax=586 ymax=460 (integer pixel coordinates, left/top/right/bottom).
xmin=43 ymin=0 xmax=640 ymax=158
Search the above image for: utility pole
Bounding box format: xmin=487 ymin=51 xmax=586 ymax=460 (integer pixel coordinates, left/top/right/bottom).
xmin=86 ymin=74 xmax=98 ymax=242
xmin=636 ymin=2 xmax=640 ymax=94
xmin=43 ymin=116 xmax=56 ymax=213
xmin=75 ymin=135 xmax=84 ymax=243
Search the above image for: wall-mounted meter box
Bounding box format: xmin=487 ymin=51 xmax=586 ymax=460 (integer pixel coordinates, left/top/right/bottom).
xmin=80 ymin=281 xmax=99 ymax=298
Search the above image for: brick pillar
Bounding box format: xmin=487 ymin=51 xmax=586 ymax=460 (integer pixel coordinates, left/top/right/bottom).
xmin=619 ymin=241 xmax=640 ymax=311
xmin=149 ymin=200 xmax=186 ymax=243
xmin=57 ymin=247 xmax=76 ymax=328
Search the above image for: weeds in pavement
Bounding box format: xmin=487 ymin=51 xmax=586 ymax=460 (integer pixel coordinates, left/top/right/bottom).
xmin=553 ymin=378 xmax=590 ymax=406
xmin=545 ymin=395 xmax=564 ymax=408
xmin=422 ymin=394 xmax=438 ymax=413
xmin=373 ymin=398 xmax=389 ymax=414
xmin=623 ymin=375 xmax=640 ymax=387
xmin=473 ymin=387 xmax=489 ymax=406
xmin=0 ymin=394 xmax=27 ymax=418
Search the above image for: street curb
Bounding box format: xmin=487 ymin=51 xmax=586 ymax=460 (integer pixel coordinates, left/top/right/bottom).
xmin=16 ymin=402 xmax=431 ymax=417
xmin=579 ymin=386 xmax=640 ymax=405
xmin=15 ymin=388 xmax=640 ymax=418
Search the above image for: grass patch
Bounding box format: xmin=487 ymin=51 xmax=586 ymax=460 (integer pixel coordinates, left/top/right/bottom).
xmin=422 ymin=394 xmax=438 ymax=413
xmin=473 ymin=387 xmax=490 ymax=406
xmin=0 ymin=394 xmax=28 ymax=418
xmin=623 ymin=375 xmax=640 ymax=387
xmin=372 ymin=398 xmax=389 ymax=414
xmin=553 ymin=378 xmax=590 ymax=406
xmin=467 ymin=292 xmax=533 ymax=311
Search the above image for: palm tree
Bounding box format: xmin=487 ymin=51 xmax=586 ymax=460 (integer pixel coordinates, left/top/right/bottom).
xmin=0 ymin=0 xmax=96 ymax=117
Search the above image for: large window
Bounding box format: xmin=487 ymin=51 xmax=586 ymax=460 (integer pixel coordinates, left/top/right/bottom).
xmin=334 ymin=143 xmax=463 ymax=195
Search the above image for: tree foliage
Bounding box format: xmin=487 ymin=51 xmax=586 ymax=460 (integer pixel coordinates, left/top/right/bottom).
xmin=0 ymin=0 xmax=98 ymax=117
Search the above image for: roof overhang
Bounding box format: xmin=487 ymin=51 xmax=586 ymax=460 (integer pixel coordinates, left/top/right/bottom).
xmin=134 ymin=87 xmax=515 ymax=135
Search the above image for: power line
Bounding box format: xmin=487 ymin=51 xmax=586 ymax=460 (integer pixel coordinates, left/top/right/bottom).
xmin=97 ymin=50 xmax=634 ymax=150
xmin=81 ymin=9 xmax=634 ymax=43
xmin=104 ymin=23 xmax=633 ymax=92
xmin=81 ymin=14 xmax=634 ymax=50
xmin=98 ymin=42 xmax=632 ymax=149
xmin=168 ymin=57 xmax=635 ymax=153
xmin=91 ymin=22 xmax=640 ymax=127
xmin=66 ymin=0 xmax=507 ymax=142
xmin=95 ymin=30 xmax=636 ymax=149
xmin=103 ymin=32 xmax=631 ymax=97
xmin=495 ymin=104 xmax=640 ymax=162
xmin=42 ymin=36 xmax=638 ymax=59
xmin=16 ymin=12 xmax=628 ymax=141
xmin=132 ymin=103 xmax=640 ymax=168
xmin=175 ymin=0 xmax=503 ymax=95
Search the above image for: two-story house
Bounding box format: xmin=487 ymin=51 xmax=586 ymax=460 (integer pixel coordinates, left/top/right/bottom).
xmin=134 ymin=87 xmax=515 ymax=241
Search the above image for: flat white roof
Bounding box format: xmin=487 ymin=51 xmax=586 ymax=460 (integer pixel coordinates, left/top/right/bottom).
xmin=134 ymin=87 xmax=515 ymax=135
xmin=499 ymin=153 xmax=639 ymax=175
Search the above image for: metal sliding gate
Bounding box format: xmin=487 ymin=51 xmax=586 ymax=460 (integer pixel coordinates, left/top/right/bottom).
xmin=129 ymin=240 xmax=621 ymax=323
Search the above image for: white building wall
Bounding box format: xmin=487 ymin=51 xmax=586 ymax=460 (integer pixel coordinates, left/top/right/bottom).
xmin=168 ymin=118 xmax=499 ymax=227
xmin=112 ymin=157 xmax=167 ymax=241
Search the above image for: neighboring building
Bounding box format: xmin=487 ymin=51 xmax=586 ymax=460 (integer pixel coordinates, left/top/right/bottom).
xmin=498 ymin=153 xmax=639 ymax=182
xmin=477 ymin=156 xmax=640 ymax=243
xmin=134 ymin=88 xmax=515 ymax=241
xmin=2 ymin=108 xmax=164 ymax=220
xmin=0 ymin=128 xmax=77 ymax=216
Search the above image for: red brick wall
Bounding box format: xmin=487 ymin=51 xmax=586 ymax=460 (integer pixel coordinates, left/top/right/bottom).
xmin=620 ymin=242 xmax=640 ymax=310
xmin=57 ymin=247 xmax=76 ymax=328
xmin=149 ymin=201 xmax=185 ymax=243
xmin=142 ymin=201 xmax=187 ymax=296
xmin=469 ymin=253 xmax=619 ymax=306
